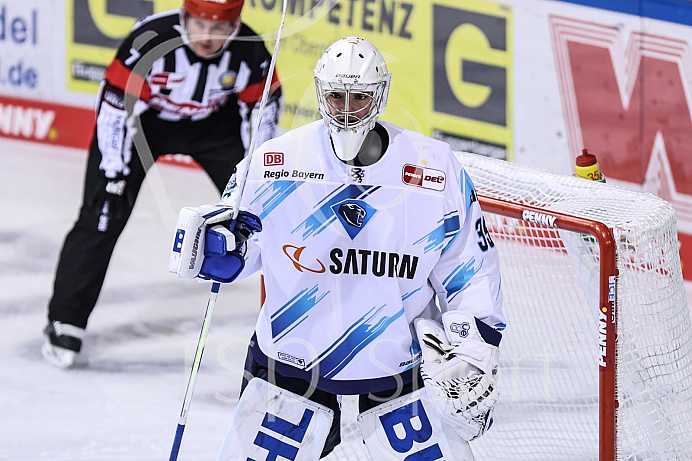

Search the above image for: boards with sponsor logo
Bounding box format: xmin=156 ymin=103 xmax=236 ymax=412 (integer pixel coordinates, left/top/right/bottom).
xmin=2 ymin=0 xmax=691 ymax=278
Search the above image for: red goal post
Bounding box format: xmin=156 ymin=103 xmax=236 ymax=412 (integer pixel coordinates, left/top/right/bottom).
xmin=478 ymin=195 xmax=617 ymax=461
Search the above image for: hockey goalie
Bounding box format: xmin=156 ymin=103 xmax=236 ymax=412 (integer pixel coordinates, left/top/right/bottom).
xmin=170 ymin=36 xmax=505 ymax=460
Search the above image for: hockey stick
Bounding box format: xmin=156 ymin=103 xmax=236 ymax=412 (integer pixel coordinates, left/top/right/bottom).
xmin=169 ymin=281 xmax=219 ymax=461
xmin=168 ymin=2 xmax=288 ymax=460
xmin=230 ymin=0 xmax=288 ymax=219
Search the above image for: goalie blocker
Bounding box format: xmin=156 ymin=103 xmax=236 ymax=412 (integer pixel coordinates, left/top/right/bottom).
xmin=169 ymin=204 xmax=261 ymax=283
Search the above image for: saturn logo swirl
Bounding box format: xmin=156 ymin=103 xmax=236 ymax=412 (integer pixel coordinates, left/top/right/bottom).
xmin=282 ymin=245 xmax=326 ymax=273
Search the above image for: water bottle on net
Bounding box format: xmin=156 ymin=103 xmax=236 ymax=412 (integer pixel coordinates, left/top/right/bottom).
xmin=574 ymin=148 xmax=606 ymax=245
xmin=575 ymin=148 xmax=606 ymax=182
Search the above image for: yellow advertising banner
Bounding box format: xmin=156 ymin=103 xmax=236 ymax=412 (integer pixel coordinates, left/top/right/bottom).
xmin=243 ymin=0 xmax=513 ymax=159
xmin=65 ymin=0 xmax=180 ymax=93
xmin=64 ymin=0 xmax=511 ymax=159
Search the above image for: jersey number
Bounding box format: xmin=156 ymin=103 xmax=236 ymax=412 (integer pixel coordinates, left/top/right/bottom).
xmin=475 ymin=217 xmax=495 ymax=252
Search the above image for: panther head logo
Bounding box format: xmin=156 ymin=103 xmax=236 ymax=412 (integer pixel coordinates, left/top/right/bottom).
xmin=338 ymin=202 xmax=367 ymax=228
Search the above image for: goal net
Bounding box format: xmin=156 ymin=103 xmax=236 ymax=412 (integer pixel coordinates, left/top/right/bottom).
xmin=456 ymin=151 xmax=692 ymax=461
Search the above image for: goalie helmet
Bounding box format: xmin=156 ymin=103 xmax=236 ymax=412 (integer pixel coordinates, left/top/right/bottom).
xmin=314 ymin=37 xmax=391 ymax=161
xmin=180 ymin=0 xmax=243 ymax=57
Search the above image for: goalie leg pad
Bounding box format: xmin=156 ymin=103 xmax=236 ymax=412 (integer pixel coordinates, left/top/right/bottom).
xmin=357 ymin=387 xmax=476 ymax=461
xmin=217 ymin=377 xmax=334 ymax=461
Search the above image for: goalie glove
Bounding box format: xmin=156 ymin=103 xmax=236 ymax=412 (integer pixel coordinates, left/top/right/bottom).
xmin=414 ymin=311 xmax=501 ymax=441
xmin=169 ymin=205 xmax=262 ymax=283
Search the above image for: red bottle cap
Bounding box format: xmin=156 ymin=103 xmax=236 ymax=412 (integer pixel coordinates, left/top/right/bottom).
xmin=576 ymin=148 xmax=598 ymax=167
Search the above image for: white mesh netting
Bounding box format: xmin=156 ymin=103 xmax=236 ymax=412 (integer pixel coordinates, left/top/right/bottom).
xmin=457 ymin=152 xmax=692 ymax=461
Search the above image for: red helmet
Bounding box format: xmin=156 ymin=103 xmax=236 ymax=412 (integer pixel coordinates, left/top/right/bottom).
xmin=183 ymin=0 xmax=244 ymax=22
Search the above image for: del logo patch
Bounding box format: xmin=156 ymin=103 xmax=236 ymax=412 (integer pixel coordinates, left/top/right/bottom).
xmin=402 ymin=164 xmax=446 ymax=191
xmin=219 ymin=71 xmax=237 ymax=89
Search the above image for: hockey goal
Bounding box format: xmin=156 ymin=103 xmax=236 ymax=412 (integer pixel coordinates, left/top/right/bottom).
xmin=459 ymin=151 xmax=692 ymax=461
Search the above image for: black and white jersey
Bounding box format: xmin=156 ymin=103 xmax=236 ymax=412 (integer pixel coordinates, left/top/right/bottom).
xmin=103 ymin=9 xmax=279 ymax=123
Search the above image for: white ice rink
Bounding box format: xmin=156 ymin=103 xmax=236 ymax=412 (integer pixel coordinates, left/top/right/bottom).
xmin=1 ymin=138 xmax=691 ymax=460
xmin=1 ymin=139 xmax=262 ymax=460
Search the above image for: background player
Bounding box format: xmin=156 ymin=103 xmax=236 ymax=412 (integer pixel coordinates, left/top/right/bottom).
xmin=42 ymin=0 xmax=282 ymax=368
xmin=171 ymin=37 xmax=503 ymax=459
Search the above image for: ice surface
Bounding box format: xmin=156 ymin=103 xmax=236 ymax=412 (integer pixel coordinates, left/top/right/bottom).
xmin=1 ymin=138 xmax=690 ymax=460
xmin=0 ymin=139 xmax=261 ymax=460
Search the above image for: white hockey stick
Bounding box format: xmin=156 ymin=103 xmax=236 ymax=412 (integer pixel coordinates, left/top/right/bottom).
xmin=230 ymin=0 xmax=288 ymax=220
xmin=168 ymin=2 xmax=288 ymax=460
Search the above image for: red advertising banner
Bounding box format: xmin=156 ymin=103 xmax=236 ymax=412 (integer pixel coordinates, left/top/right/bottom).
xmin=551 ymin=16 xmax=692 ymax=280
xmin=0 ymin=94 xmax=94 ymax=149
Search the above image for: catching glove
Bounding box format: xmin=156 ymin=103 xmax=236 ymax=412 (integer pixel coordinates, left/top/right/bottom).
xmin=169 ymin=205 xmax=262 ymax=283
xmin=414 ymin=311 xmax=501 ymax=441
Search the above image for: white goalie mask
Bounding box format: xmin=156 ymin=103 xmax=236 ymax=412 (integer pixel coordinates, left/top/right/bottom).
xmin=314 ymin=37 xmax=391 ymax=161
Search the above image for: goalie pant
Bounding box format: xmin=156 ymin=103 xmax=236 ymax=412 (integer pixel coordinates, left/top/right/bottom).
xmin=216 ymin=377 xmax=475 ymax=461
xmin=47 ymin=11 xmax=280 ymax=330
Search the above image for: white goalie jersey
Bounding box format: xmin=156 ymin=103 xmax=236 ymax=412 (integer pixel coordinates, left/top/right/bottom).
xmin=221 ymin=120 xmax=504 ymax=394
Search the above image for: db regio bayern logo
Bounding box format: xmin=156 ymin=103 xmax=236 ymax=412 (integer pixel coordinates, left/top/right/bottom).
xmin=264 ymin=152 xmax=284 ymax=166
xmin=450 ymin=322 xmax=470 ymax=338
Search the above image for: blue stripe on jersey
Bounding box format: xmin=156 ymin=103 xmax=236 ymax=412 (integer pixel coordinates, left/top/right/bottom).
xmin=271 ymin=285 xmax=329 ymax=340
xmin=401 ymin=287 xmax=422 ymax=300
xmin=462 ymin=170 xmax=476 ymax=214
xmin=443 ymin=257 xmax=481 ymax=301
xmin=293 ymin=184 xmax=381 ymax=240
xmin=253 ymin=180 xmax=303 ymax=220
xmin=308 ymin=305 xmax=405 ymax=379
xmin=414 ymin=212 xmax=460 ymax=254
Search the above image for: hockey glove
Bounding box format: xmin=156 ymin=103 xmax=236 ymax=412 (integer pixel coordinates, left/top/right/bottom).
xmin=414 ymin=311 xmax=501 ymax=441
xmin=169 ymin=205 xmax=261 ymax=283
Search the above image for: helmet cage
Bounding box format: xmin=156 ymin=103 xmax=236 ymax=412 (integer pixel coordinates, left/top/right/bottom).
xmin=313 ymin=37 xmax=391 ymax=160
xmin=315 ymin=80 xmax=388 ymax=134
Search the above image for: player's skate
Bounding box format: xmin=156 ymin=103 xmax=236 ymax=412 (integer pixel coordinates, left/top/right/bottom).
xmin=41 ymin=321 xmax=84 ymax=368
